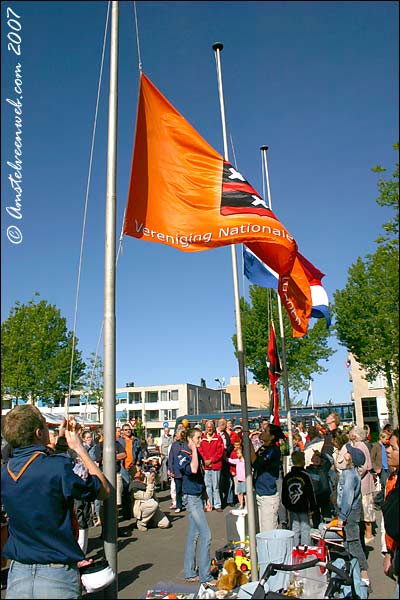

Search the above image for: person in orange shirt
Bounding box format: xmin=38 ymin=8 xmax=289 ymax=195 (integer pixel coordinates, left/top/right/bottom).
xmin=383 ymin=429 xmax=399 ymax=596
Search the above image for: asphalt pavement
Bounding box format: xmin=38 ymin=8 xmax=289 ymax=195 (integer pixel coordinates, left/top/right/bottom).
xmin=1 ymin=490 xmax=397 ymax=598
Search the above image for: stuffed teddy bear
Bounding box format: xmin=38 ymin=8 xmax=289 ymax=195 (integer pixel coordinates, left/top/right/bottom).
xmin=216 ymin=557 xmax=248 ymax=591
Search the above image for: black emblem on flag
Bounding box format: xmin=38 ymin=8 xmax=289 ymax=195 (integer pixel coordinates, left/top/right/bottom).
xmin=221 ymin=161 xmax=275 ymax=218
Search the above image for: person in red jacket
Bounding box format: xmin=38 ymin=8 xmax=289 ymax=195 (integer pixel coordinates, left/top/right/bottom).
xmin=199 ymin=421 xmax=224 ymax=512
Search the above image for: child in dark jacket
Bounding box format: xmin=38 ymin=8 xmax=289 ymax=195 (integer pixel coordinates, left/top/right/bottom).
xmin=282 ymin=451 xmax=317 ymax=546
xmin=306 ymin=450 xmax=332 ymax=527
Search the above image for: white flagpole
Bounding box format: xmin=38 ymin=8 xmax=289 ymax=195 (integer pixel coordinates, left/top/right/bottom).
xmin=103 ymin=1 xmax=118 ymax=595
xmin=212 ymin=42 xmax=259 ymax=582
xmin=261 ymin=146 xmax=294 ymax=456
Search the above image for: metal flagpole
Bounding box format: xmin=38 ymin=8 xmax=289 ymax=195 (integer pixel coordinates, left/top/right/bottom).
xmin=103 ymin=1 xmax=118 ymax=595
xmin=261 ymin=146 xmax=293 ymax=456
xmin=310 ymin=379 xmax=314 ymax=410
xmin=212 ymin=42 xmax=259 ymax=582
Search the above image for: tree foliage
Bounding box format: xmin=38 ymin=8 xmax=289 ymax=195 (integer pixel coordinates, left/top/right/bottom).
xmin=1 ymin=294 xmax=85 ymax=405
xmin=235 ymin=286 xmax=335 ymax=397
xmin=333 ymin=144 xmax=399 ymax=416
xmin=371 ymin=143 xmax=399 ymax=249
xmin=333 ymin=247 xmax=399 ymax=382
xmin=82 ymin=352 xmax=104 ymax=422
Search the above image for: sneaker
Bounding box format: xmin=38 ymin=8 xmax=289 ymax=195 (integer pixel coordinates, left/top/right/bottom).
xmin=175 ymin=508 xmax=182 ymax=513
xmin=215 ymin=508 xmax=223 ymax=512
xmin=136 ymin=523 xmax=147 ymax=532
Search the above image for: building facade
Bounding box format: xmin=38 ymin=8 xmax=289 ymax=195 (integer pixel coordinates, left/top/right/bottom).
xmin=225 ymin=376 xmax=270 ymax=409
xmin=347 ymin=353 xmax=394 ymax=434
xmin=115 ymin=382 xmax=232 ymax=439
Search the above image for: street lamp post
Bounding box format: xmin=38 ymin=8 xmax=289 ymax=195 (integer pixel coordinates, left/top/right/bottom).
xmin=214 ymin=378 xmax=224 ymax=411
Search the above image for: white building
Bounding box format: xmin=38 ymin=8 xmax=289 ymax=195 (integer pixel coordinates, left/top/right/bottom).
xmin=2 ymin=381 xmax=232 ymax=438
xmin=116 ymin=381 xmax=232 ymax=439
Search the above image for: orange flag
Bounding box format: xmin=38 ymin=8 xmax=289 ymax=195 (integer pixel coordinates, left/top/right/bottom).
xmin=123 ymin=73 xmax=297 ymax=276
xmin=246 ymin=241 xmax=312 ymax=337
xmin=279 ymin=255 xmax=312 ymax=338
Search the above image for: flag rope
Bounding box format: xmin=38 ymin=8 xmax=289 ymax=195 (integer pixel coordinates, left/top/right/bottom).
xmin=66 ymin=1 xmax=111 ymax=415
xmin=133 ymin=0 xmax=143 ymax=72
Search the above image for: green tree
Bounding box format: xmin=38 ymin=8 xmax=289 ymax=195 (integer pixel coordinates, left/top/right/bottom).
xmin=334 ymin=145 xmax=399 ymax=420
xmin=1 ymin=294 xmax=85 ymax=406
xmin=235 ymin=287 xmax=335 ymax=396
xmin=371 ymin=143 xmax=399 ymax=250
xmin=82 ymin=352 xmax=104 ymax=422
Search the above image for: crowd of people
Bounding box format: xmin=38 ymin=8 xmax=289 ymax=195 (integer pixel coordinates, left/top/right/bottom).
xmin=1 ymin=407 xmax=398 ymax=598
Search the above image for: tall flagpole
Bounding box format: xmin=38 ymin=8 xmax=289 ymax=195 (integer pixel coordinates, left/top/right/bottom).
xmin=103 ymin=1 xmax=118 ymax=596
xmin=261 ymin=146 xmax=294 ymax=457
xmin=212 ymin=42 xmax=258 ymax=582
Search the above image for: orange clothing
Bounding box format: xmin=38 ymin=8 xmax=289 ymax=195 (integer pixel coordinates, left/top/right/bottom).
xmin=385 ymin=472 xmax=398 ymax=552
xmin=123 ymin=437 xmax=134 ymax=470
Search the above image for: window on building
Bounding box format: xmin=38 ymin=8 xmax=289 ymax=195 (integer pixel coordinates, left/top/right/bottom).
xmin=129 ymin=410 xmax=142 ymax=420
xmin=170 ymin=390 xmax=179 ymax=402
xmin=145 ymin=410 xmax=159 ymax=421
xmin=116 ymin=393 xmax=127 ymax=404
xmin=160 ymin=390 xmax=168 ymax=402
xmin=146 ymin=391 xmax=158 ymax=403
xmin=361 ymin=397 xmax=378 ymax=418
xmin=69 ymin=396 xmax=80 ymax=407
xmin=368 ymin=374 xmax=387 ymax=389
xmin=161 ymin=409 xmax=178 ymax=421
xmin=128 ymin=392 xmax=141 ymax=404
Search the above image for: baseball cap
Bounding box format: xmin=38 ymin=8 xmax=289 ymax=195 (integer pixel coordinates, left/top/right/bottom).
xmin=345 ymin=443 xmax=365 ymax=468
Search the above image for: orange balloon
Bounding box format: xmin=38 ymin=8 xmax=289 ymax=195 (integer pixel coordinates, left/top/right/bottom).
xmin=181 ymin=419 xmax=189 ymax=428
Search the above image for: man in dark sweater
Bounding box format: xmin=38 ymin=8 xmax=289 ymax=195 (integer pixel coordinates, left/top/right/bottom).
xmin=282 ymin=451 xmax=317 ymax=546
xmin=250 ymin=423 xmax=285 ymax=532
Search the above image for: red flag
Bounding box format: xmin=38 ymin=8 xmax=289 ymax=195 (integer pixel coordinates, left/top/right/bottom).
xmin=267 ymin=323 xmax=281 ymax=426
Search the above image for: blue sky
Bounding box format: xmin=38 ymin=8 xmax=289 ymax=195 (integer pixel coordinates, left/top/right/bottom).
xmin=1 ymin=1 xmax=398 ymax=406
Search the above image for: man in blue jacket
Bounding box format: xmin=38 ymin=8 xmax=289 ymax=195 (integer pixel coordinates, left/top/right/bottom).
xmin=1 ymin=405 xmax=110 ymax=599
xmin=250 ymin=423 xmax=285 ymax=532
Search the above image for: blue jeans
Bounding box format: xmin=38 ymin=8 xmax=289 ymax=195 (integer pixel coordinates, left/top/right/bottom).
xmin=344 ymin=509 xmax=368 ymax=572
xmin=175 ymin=477 xmax=183 ymax=510
xmin=6 ymin=561 xmax=81 ymax=599
xmin=289 ymin=511 xmax=311 ymax=546
xmin=204 ymin=470 xmax=221 ymax=509
xmin=183 ymin=494 xmax=212 ymax=583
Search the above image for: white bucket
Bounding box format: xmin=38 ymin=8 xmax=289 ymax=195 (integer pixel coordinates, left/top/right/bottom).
xmin=256 ymin=529 xmax=294 ymax=592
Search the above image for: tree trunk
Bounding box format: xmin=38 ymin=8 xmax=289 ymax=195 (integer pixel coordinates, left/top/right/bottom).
xmin=385 ymin=363 xmax=399 ymax=428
